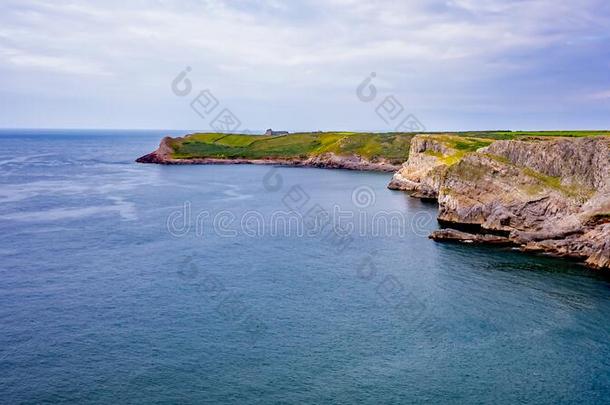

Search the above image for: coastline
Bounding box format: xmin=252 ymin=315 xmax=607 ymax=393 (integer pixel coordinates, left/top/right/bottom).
xmin=135 ymin=136 xmax=401 ymax=172
xmin=388 ymin=134 xmax=610 ymax=271
xmin=138 ymin=132 xmax=610 ymax=271
xmin=136 ymin=156 xmax=401 ymax=172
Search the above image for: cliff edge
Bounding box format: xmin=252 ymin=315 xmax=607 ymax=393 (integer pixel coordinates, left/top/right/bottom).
xmin=136 ymin=136 xmax=176 ymax=163
xmin=391 ymin=134 xmax=610 ymax=270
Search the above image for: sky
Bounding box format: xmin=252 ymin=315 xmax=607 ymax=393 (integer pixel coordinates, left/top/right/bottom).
xmin=0 ymin=0 xmax=609 ymax=132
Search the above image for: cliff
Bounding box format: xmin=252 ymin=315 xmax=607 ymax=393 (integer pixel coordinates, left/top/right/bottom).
xmin=388 ymin=135 xmax=492 ymax=198
xmin=391 ymin=134 xmax=610 ymax=270
xmin=136 ymin=136 xmax=175 ymax=164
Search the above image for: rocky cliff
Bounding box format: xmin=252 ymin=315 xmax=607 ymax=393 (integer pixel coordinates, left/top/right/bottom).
xmin=136 ymin=136 xmax=176 ymax=163
xmin=390 ymin=134 xmax=610 ymax=270
xmin=388 ymin=135 xmax=466 ymax=199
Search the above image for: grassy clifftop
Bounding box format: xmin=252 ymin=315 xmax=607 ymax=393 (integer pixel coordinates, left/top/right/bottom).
xmin=164 ymin=130 xmax=610 ymax=164
xmin=170 ymin=132 xmax=414 ymax=164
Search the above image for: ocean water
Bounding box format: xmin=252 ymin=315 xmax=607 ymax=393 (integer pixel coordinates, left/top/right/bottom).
xmin=0 ymin=129 xmax=609 ymax=404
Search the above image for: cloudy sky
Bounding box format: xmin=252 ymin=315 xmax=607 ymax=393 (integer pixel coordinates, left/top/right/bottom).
xmin=1 ymin=0 xmax=609 ymax=131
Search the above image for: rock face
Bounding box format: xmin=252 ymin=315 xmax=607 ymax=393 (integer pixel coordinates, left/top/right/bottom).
xmin=387 ymin=135 xmax=457 ymax=199
xmin=136 ymin=136 xmax=176 ymax=163
xmin=397 ymin=135 xmax=610 ymax=270
xmin=302 ymin=153 xmax=399 ymax=171
xmin=136 ymin=136 xmax=400 ymax=172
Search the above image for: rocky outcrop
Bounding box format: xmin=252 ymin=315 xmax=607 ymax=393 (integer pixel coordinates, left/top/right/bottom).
xmin=136 ymin=136 xmax=176 ymax=163
xmin=400 ymin=135 xmax=610 ymax=270
xmin=136 ymin=136 xmax=400 ymax=172
xmin=387 ymin=135 xmax=456 ymax=199
xmin=302 ymin=153 xmax=399 ymax=171
xmin=429 ymin=228 xmax=513 ymax=245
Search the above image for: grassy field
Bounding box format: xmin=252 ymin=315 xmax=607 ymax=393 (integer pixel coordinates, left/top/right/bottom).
xmin=426 ymin=130 xmax=610 ymax=139
xmin=169 ymin=130 xmax=610 ymax=163
xmin=171 ymin=132 xmax=414 ymax=163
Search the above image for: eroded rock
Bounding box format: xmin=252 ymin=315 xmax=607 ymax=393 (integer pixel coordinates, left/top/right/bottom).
xmin=395 ymin=135 xmax=610 ymax=270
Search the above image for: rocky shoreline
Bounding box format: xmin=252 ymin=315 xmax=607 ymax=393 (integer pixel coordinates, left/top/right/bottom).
xmin=390 ymin=134 xmax=610 ymax=271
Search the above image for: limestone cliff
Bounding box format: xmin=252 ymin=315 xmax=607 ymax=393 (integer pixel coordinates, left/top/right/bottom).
xmin=387 ymin=134 xmax=493 ymax=199
xmin=391 ymin=135 xmax=610 ymax=270
xmin=387 ymin=135 xmax=454 ymax=199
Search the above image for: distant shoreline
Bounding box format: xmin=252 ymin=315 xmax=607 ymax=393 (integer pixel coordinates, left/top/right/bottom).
xmin=135 ymin=132 xmax=410 ymax=171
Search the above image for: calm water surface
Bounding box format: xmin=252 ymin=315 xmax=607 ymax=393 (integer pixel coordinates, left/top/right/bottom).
xmin=0 ymin=129 xmax=609 ymax=404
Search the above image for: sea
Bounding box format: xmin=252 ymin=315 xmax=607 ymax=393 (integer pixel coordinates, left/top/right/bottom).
xmin=0 ymin=129 xmax=609 ymax=404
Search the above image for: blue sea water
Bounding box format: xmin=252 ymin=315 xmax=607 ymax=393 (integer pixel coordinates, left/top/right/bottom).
xmin=0 ymin=129 xmax=609 ymax=404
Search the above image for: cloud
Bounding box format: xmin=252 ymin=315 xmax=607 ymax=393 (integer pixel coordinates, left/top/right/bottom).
xmin=0 ymin=0 xmax=608 ymax=130
xmin=0 ymin=45 xmax=110 ymax=76
xmin=588 ymin=90 xmax=610 ymax=100
xmin=2 ymin=0 xmax=591 ymax=75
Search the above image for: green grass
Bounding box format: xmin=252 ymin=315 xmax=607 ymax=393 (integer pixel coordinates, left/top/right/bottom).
xmin=481 ymin=153 xmax=512 ymax=165
xmin=522 ymin=168 xmax=563 ymax=190
xmin=171 ymin=132 xmax=415 ymax=164
xmin=424 ymin=130 xmax=610 ymax=140
xmin=417 ymin=134 xmax=495 ymax=166
xmin=520 ymin=168 xmax=594 ymax=201
xmin=448 ymin=159 xmax=488 ymax=182
xmin=169 ymin=130 xmax=609 ymax=163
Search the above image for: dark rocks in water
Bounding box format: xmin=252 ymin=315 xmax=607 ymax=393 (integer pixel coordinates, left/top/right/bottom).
xmin=429 ymin=228 xmax=514 ymax=246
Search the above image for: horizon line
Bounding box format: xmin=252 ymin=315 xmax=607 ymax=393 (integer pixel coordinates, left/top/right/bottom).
xmin=0 ymin=127 xmax=609 ymax=133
